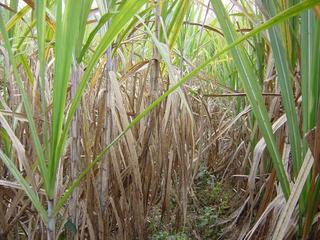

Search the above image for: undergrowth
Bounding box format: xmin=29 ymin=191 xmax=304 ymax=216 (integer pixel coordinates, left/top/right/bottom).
xmin=149 ymin=168 xmax=235 ymax=240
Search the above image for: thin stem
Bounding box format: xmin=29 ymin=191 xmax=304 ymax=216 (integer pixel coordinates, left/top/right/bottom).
xmin=47 ymin=199 xmax=55 ymax=240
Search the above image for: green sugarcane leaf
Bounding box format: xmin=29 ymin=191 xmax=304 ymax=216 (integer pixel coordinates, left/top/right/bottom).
xmin=78 ymin=12 xmax=115 ymax=62
xmin=0 ymin=7 xmax=49 ymax=193
xmin=167 ymin=0 xmax=191 ymax=48
xmin=262 ymin=0 xmax=302 ymax=178
xmin=48 ymin=0 xmax=83 ymax=198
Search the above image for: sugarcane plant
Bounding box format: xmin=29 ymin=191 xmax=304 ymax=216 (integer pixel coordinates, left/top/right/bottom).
xmin=0 ymin=0 xmax=319 ymax=239
xmin=210 ymin=0 xmax=320 ymax=238
xmin=0 ymin=0 xmax=148 ymax=238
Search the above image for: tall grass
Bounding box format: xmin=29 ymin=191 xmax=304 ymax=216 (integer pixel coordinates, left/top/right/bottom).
xmin=0 ymin=0 xmax=319 ymax=239
xmin=1 ymin=0 xmax=148 ymax=238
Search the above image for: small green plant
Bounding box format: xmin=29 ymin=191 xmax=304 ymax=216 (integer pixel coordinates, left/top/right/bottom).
xmin=151 ymin=231 xmax=189 ymax=240
xmin=195 ymin=168 xmax=216 ymax=188
xmin=191 ymin=168 xmax=232 ymax=239
xmin=196 ymin=207 xmax=221 ymax=239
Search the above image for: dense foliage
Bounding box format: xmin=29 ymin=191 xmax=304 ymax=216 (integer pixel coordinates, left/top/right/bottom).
xmin=0 ymin=0 xmax=319 ymax=239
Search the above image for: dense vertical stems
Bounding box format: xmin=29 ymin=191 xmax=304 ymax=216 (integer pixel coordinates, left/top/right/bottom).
xmin=3 ymin=1 xmax=320 ymax=238
xmin=55 ymin=0 xmax=319 ymax=217
xmin=211 ymin=0 xmax=291 ymax=199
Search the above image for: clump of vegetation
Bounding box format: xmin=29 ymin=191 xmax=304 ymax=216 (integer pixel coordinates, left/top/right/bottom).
xmin=195 ymin=207 xmax=221 ymax=238
xmin=190 ymin=170 xmax=233 ymax=239
xmin=151 ymin=231 xmax=189 ymax=240
xmin=148 ymin=169 xmax=234 ymax=239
